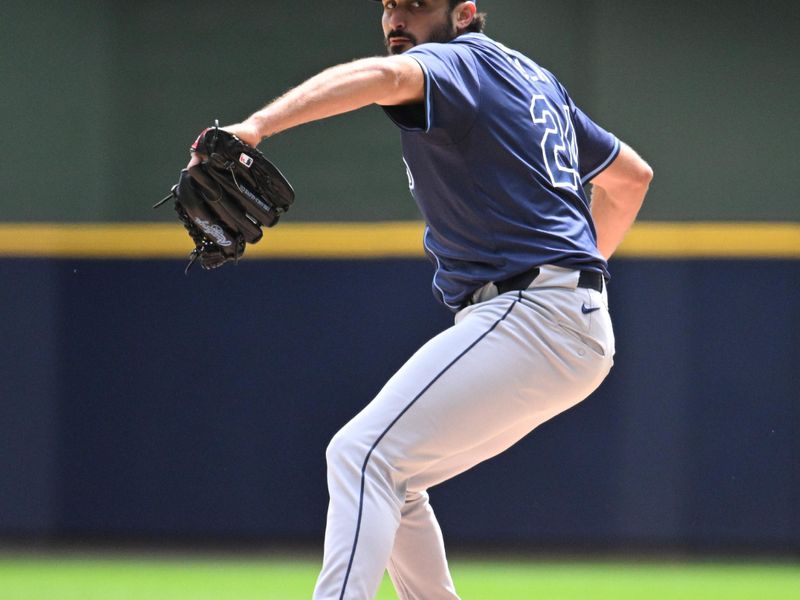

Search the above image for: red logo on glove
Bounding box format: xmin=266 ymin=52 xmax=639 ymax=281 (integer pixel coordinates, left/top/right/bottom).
xmin=191 ymin=128 xmax=212 ymax=152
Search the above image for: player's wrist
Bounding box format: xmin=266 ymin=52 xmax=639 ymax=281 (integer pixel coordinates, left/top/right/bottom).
xmin=244 ymin=115 xmax=270 ymax=145
xmin=221 ymin=118 xmax=266 ymax=148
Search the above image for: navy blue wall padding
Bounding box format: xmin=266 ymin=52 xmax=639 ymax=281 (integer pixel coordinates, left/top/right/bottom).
xmin=1 ymin=258 xmax=797 ymax=552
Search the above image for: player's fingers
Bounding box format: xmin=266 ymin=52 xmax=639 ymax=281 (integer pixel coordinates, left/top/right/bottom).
xmin=186 ymin=153 xmax=203 ymax=169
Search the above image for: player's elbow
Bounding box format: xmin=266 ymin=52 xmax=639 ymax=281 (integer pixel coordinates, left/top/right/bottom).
xmin=615 ymin=159 xmax=653 ymax=204
xmin=635 ymin=160 xmax=654 ymax=188
xmin=596 ymin=143 xmax=653 ymax=191
xmin=593 ymin=158 xmax=652 ymax=217
xmin=617 ymin=154 xmax=653 ymax=192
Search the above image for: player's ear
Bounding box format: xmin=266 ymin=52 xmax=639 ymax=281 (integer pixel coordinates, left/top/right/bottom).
xmin=454 ymin=1 xmax=477 ymax=31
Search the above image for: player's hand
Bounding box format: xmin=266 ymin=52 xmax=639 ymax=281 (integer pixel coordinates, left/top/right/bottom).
xmin=185 ymin=121 xmax=262 ymax=169
xmin=186 ymin=153 xmax=203 ymax=169
xmin=165 ymin=125 xmax=296 ymax=272
xmin=221 ymin=121 xmax=262 ymax=149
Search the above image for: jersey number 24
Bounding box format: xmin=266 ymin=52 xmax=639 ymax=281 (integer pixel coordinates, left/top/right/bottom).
xmin=529 ymin=95 xmax=580 ymax=194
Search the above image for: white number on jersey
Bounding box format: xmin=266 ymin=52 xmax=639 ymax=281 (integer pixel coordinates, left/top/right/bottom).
xmin=529 ymin=95 xmax=580 ymax=193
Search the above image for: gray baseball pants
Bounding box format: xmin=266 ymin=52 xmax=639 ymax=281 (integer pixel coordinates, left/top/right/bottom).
xmin=313 ymin=266 xmax=615 ymax=599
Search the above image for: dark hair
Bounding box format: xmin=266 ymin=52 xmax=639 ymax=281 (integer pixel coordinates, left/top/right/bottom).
xmin=449 ymin=1 xmax=486 ymax=33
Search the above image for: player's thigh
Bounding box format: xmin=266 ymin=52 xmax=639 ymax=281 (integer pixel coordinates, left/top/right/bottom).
xmin=328 ymin=297 xmax=518 ymax=461
xmin=331 ymin=292 xmax=612 ymax=477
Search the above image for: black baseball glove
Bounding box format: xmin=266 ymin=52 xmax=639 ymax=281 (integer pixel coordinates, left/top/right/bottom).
xmin=156 ymin=122 xmax=295 ymax=273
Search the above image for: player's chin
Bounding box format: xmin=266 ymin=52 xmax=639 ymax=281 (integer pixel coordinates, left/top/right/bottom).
xmin=386 ymin=40 xmax=413 ymax=55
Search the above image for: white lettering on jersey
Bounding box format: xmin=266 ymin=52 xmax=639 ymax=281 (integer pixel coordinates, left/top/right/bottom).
xmin=403 ymin=157 xmax=415 ymax=192
xmin=530 ymin=95 xmax=580 ymax=192
xmin=493 ymin=40 xmax=551 ymax=84
xmin=491 ymin=39 xmax=579 ymax=193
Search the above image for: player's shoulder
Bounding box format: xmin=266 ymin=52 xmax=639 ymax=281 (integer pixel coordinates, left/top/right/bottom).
xmin=454 ymin=32 xmax=497 ymax=48
xmin=475 ymin=37 xmax=567 ymax=95
xmin=452 ymin=33 xmax=523 ymax=60
xmin=443 ymin=34 xmax=555 ymax=80
xmin=407 ymin=33 xmax=488 ymax=57
xmin=407 ymin=34 xmax=506 ymax=78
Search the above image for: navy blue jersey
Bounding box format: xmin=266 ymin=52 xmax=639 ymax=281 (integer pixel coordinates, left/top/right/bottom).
xmin=382 ymin=33 xmax=620 ymax=311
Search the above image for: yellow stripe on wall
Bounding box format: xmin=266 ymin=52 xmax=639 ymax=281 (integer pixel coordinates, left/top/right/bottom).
xmin=0 ymin=222 xmax=426 ymax=259
xmin=616 ymin=222 xmax=800 ymax=258
xmin=0 ymin=222 xmax=797 ymax=259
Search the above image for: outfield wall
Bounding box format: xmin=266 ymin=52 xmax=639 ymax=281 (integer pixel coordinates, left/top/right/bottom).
xmin=1 ymin=251 xmax=798 ymax=552
xmin=1 ymin=0 xmax=798 ymax=554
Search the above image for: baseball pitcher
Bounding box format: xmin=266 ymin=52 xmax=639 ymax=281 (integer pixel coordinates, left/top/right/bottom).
xmin=169 ymin=1 xmax=652 ymax=598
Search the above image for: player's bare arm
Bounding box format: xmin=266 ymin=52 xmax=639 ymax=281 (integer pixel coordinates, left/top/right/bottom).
xmin=589 ymin=142 xmax=653 ymax=259
xmin=223 ymin=56 xmax=424 ymax=148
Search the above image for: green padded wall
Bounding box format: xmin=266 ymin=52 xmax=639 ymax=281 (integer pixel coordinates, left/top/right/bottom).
xmin=1 ymin=0 xmax=797 ymax=222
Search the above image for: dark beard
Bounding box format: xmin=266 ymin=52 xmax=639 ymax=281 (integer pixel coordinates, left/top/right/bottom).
xmin=426 ymin=19 xmax=458 ymax=44
xmin=385 ymin=19 xmax=458 ymax=55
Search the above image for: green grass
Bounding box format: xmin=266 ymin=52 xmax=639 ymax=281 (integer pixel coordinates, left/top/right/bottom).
xmin=0 ymin=555 xmax=798 ymax=600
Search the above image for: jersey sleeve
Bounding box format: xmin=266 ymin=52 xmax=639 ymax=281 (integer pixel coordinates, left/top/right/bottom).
xmin=569 ymin=101 xmax=621 ymax=184
xmin=382 ymin=42 xmax=481 ymax=139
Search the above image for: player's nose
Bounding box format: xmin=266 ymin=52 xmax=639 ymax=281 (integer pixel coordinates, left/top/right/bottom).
xmin=386 ymin=11 xmax=406 ymax=30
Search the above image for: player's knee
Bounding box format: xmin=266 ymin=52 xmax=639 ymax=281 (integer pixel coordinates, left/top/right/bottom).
xmin=325 ymin=427 xmax=402 ymax=481
xmin=326 ymin=428 xmax=408 ymax=502
xmin=325 ymin=427 xmax=368 ymax=473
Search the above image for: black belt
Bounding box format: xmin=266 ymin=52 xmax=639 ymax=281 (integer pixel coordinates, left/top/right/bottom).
xmin=496 ymin=266 xmax=604 ymax=295
xmin=462 ymin=267 xmax=604 ymax=310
